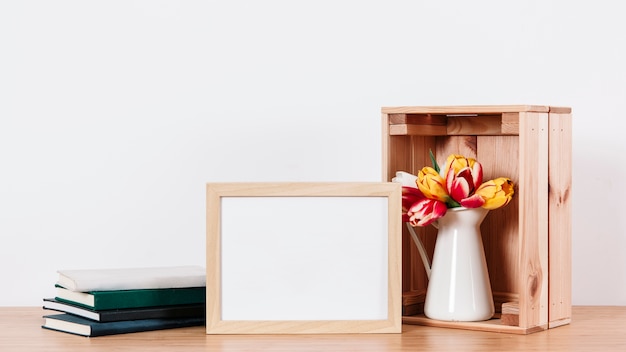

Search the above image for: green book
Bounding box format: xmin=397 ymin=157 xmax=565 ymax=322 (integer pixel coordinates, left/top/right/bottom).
xmin=55 ymin=285 xmax=206 ymax=311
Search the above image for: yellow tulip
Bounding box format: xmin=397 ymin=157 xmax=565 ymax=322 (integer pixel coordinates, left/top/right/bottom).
xmin=474 ymin=177 xmax=515 ymax=210
xmin=417 ymin=166 xmax=448 ymax=202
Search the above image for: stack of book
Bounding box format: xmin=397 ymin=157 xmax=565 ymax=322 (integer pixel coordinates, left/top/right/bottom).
xmin=42 ymin=266 xmax=206 ymax=337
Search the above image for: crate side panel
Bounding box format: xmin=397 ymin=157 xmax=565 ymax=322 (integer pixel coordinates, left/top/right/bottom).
xmin=548 ymin=112 xmax=572 ymax=325
xmin=518 ymin=112 xmax=550 ymax=329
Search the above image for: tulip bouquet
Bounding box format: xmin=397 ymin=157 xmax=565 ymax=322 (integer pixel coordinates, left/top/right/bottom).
xmin=393 ymin=152 xmax=515 ymax=227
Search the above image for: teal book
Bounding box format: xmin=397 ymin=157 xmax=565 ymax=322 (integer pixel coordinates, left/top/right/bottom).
xmin=43 ymin=298 xmax=205 ymax=322
xmin=42 ymin=313 xmax=205 ymax=337
xmin=55 ymin=285 xmax=206 ymax=311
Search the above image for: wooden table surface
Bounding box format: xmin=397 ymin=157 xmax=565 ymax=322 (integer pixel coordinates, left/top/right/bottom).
xmin=1 ymin=306 xmax=625 ymax=351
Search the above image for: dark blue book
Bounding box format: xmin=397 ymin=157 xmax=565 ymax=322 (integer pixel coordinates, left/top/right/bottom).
xmin=42 ymin=313 xmax=205 ymax=337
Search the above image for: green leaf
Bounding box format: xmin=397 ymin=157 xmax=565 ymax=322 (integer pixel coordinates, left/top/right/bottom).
xmin=445 ymin=197 xmax=461 ymax=208
xmin=429 ymin=149 xmax=440 ymax=174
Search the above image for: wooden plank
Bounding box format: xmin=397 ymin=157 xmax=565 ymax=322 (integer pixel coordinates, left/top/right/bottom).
xmin=402 ymin=314 xmax=545 ymax=335
xmin=389 ymin=124 xmax=447 ymax=136
xmin=493 ymin=291 xmax=519 ymax=313
xmin=402 ymin=290 xmax=427 ymax=305
xmin=436 ymin=136 xmax=477 ymax=162
xmin=384 ymin=114 xmax=430 ymax=295
xmin=501 ymin=112 xmax=520 ymax=135
xmin=548 ymin=106 xmax=572 ymax=113
xmin=406 ymin=136 xmax=438 ymax=294
xmin=548 ymin=112 xmax=573 ymax=326
xmin=391 ymin=116 xmax=518 ymax=136
xmin=382 ymin=105 xmax=551 ymax=115
xmin=501 ymin=302 xmax=520 ymax=326
xmin=384 ymin=113 xmax=424 ymax=296
xmin=517 ymin=112 xmax=549 ymax=330
xmin=402 ymin=290 xmax=426 ymax=316
xmin=388 ymin=114 xmax=447 ymax=125
xmin=477 ymin=136 xmax=520 ymax=305
xmin=447 ymin=115 xmax=503 ymax=135
xmin=502 ymin=112 xmax=520 ymax=124
xmin=549 ymin=317 xmax=572 ymax=329
xmin=381 ymin=113 xmax=392 ymax=182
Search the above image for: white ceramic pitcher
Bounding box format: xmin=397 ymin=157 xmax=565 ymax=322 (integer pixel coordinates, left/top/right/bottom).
xmin=407 ymin=206 xmax=495 ymax=322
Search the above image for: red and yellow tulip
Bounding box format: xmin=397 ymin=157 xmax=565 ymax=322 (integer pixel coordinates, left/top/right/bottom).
xmin=416 ymin=166 xmax=448 ymax=203
xmin=407 ymin=197 xmax=448 ymax=227
xmin=444 ymin=154 xmax=484 ymax=206
xmin=474 ymin=177 xmax=515 ymax=210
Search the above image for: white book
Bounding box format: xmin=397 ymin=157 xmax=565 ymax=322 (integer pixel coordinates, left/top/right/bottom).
xmin=57 ymin=265 xmax=206 ymax=292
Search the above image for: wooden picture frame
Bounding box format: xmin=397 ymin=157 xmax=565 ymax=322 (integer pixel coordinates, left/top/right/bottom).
xmin=206 ymin=182 xmax=402 ymax=334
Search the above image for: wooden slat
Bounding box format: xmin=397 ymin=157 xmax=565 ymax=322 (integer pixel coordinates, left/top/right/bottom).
xmin=517 ymin=112 xmax=549 ymax=330
xmin=548 ymin=112 xmax=573 ymax=325
xmin=447 ymin=115 xmax=503 ymax=135
xmin=501 ymin=302 xmax=520 ymax=326
xmin=501 ymin=112 xmax=520 ymax=135
xmin=384 ymin=113 xmax=430 ymax=295
xmin=388 ymin=114 xmax=447 ymax=125
xmin=402 ymin=290 xmax=427 ymax=306
xmin=389 ymin=124 xmax=447 ymax=136
xmin=436 ymin=136 xmax=477 ymax=162
xmin=477 ymin=136 xmax=520 ymax=303
xmin=382 ymin=105 xmax=551 ymax=115
xmin=406 ymin=136 xmax=438 ymax=294
xmin=548 ymin=106 xmax=572 ymax=113
xmin=381 ymin=113 xmax=392 ymax=182
xmin=390 ymin=115 xmax=518 ymax=136
xmin=493 ymin=291 xmax=520 ymax=313
xmin=402 ymin=314 xmax=545 ymax=335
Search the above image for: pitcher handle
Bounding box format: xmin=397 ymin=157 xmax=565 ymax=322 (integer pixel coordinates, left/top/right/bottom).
xmin=406 ymin=222 xmax=432 ymax=279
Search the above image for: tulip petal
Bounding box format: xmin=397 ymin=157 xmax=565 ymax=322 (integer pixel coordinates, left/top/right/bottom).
xmin=392 ymin=171 xmax=419 ymax=188
xmin=471 ymin=162 xmax=483 ymax=187
xmin=459 ymin=194 xmax=486 ymax=208
xmin=417 ymin=167 xmax=448 ymax=202
xmin=449 ymin=177 xmax=471 ymax=202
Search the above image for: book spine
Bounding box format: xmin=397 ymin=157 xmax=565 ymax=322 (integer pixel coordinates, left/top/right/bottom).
xmin=89 ymin=317 xmax=205 ymax=336
xmin=97 ymin=304 xmax=206 ymax=322
xmin=93 ymin=287 xmax=206 ymax=310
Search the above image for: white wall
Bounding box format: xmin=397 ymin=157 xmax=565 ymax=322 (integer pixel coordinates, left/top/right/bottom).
xmin=1 ymin=1 xmax=624 ymax=306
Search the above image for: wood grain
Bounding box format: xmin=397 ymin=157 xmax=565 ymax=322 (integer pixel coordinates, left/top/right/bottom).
xmin=4 ymin=307 xmax=625 ymax=351
xmin=381 ymin=105 xmax=559 ymax=114
xmin=518 ymin=112 xmax=549 ymax=330
xmin=548 ymin=112 xmax=573 ymax=325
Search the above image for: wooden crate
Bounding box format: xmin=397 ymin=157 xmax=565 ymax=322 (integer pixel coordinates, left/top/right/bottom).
xmin=381 ymin=105 xmax=572 ymax=334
